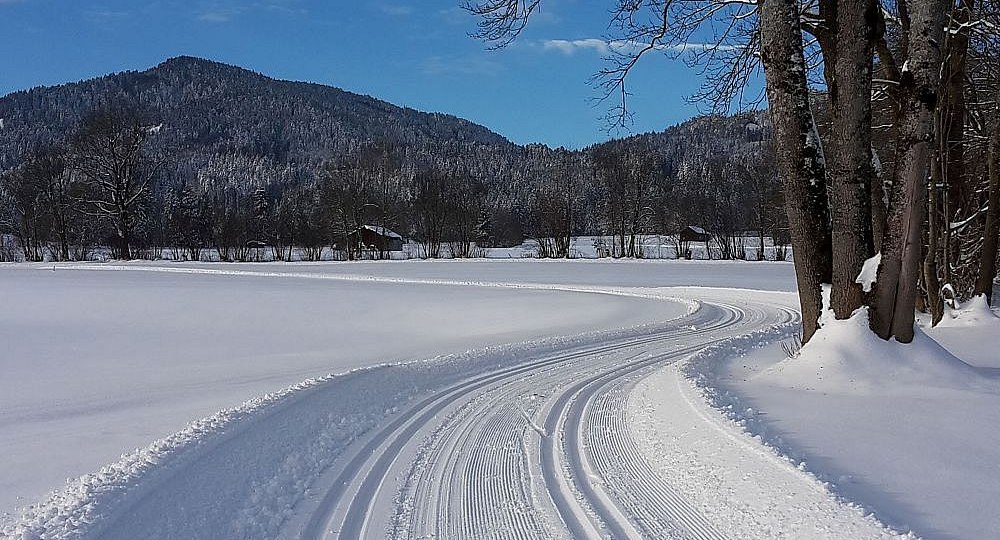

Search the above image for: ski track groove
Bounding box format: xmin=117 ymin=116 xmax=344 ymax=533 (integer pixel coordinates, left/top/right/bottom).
xmin=376 ymin=301 xmax=796 ymax=540
xmin=303 ymin=300 xmax=798 ymax=539
xmin=23 ymin=264 xmax=803 ymax=540
xmin=301 ymin=320 xmax=723 ymax=540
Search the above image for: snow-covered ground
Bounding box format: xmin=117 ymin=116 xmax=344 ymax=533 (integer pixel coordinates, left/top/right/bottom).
xmin=0 ymin=262 xmax=691 ymax=515
xmin=1 ymin=259 xmax=996 ymax=539
xmin=691 ymin=290 xmax=1000 ymax=540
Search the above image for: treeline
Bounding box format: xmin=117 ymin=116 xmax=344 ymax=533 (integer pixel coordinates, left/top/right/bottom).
xmin=0 ymin=101 xmax=787 ymax=263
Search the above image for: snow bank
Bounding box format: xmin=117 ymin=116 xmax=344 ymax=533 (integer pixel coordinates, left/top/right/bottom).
xmin=758 ymin=306 xmax=990 ymax=395
xmin=935 ymin=294 xmax=1000 ymax=328
xmin=631 ymin=322 xmax=910 ymax=539
xmin=683 ymin=293 xmax=1000 ymax=539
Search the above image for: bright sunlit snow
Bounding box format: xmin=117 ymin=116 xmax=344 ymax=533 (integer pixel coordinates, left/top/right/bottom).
xmin=1 ymin=260 xmax=997 ymax=540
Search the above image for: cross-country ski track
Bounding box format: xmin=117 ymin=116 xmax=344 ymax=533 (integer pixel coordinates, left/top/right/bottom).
xmin=4 ymin=265 xmax=907 ymax=540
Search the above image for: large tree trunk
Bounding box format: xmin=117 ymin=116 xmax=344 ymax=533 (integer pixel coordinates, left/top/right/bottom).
xmin=818 ymin=0 xmax=877 ymax=319
xmin=871 ymin=0 xmax=948 ymax=342
xmin=932 ymin=0 xmax=973 ymax=301
xmin=976 ymin=117 xmax=1000 ymax=303
xmin=758 ymin=0 xmax=833 ymax=343
xmin=924 ymin=154 xmax=945 ymax=323
xmin=942 ymin=0 xmax=973 ymax=220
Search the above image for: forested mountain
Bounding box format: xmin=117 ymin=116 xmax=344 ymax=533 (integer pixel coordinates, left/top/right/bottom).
xmin=0 ymin=56 xmax=780 ymax=261
xmin=0 ymin=56 xmax=515 ymax=185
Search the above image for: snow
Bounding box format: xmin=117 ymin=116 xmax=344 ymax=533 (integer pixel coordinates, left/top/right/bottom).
xmin=0 ymin=262 xmax=690 ymax=516
xmin=360 ymin=224 xmax=403 ymax=238
xmin=856 ymin=252 xmax=881 ymax=293
xmin=933 ymin=294 xmax=1000 ymax=329
xmin=1 ymin=259 xmax=997 ymax=539
xmin=686 ymin=288 xmax=1000 ymax=539
xmin=632 ymin=331 xmax=907 ymax=539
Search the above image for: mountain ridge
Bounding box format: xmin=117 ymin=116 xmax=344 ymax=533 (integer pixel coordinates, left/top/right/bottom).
xmin=0 ymin=55 xmax=515 ymax=175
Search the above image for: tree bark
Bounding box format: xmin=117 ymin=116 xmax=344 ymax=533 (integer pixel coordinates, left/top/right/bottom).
xmin=871 ymin=0 xmax=948 ymax=342
xmin=818 ymin=0 xmax=877 ymax=319
xmin=758 ymin=0 xmax=833 ymax=343
xmin=942 ymin=0 xmax=973 ymax=218
xmin=925 ymin=153 xmax=945 ymax=323
xmin=976 ymin=116 xmax=1000 ymax=303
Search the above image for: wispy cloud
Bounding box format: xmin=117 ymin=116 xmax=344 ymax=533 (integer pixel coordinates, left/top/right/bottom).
xmin=378 ymin=3 xmax=413 ymax=16
xmin=194 ymin=1 xmax=304 ymax=23
xmin=541 ymin=38 xmax=741 ymax=56
xmin=438 ymin=6 xmax=468 ymax=25
xmin=198 ymin=9 xmax=238 ymax=22
xmin=419 ymin=55 xmax=503 ymax=77
xmin=543 ymin=38 xmax=610 ymax=55
xmin=83 ymin=9 xmax=131 ymax=24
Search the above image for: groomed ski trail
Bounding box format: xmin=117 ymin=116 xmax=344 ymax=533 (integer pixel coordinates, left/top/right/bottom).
xmin=3 ymin=265 xmax=907 ymax=540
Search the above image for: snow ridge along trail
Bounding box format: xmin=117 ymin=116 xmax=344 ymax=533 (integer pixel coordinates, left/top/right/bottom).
xmin=4 ymin=265 xmax=901 ymax=540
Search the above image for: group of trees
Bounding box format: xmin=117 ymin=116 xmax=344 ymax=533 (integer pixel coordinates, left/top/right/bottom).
xmin=758 ymin=0 xmax=1000 ymax=342
xmin=0 ymin=54 xmax=796 ymax=265
xmin=0 ymin=105 xmax=159 ymax=261
xmin=465 ymin=0 xmax=1000 ymax=344
xmin=1 ymin=93 xmax=786 ymax=264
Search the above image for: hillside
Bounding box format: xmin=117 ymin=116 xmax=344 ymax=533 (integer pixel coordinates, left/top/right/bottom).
xmin=0 ymin=56 xmax=516 ymax=186
xmin=0 ymin=57 xmax=777 ymax=258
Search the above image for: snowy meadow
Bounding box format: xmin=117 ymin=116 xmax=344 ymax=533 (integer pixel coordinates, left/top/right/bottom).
xmin=1 ymin=259 xmax=997 ymax=540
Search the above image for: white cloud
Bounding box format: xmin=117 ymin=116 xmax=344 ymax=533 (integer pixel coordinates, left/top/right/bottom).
xmin=379 ymin=3 xmax=413 ymax=16
xmin=542 ymin=38 xmax=610 ymax=55
xmin=419 ymin=55 xmax=502 ymax=77
xmin=198 ymin=10 xmax=237 ymax=22
xmin=541 ymin=38 xmax=741 ymax=56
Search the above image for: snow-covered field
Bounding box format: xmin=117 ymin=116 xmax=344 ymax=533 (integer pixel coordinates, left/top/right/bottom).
xmin=692 ymin=290 xmax=1000 ymax=540
xmin=0 ymin=259 xmax=997 ymax=539
xmin=0 ymin=262 xmax=691 ymax=514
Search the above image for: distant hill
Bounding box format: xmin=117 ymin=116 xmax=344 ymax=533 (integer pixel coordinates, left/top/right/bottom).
xmin=0 ymin=56 xmax=517 ymax=187
xmin=0 ymin=57 xmax=776 ymax=248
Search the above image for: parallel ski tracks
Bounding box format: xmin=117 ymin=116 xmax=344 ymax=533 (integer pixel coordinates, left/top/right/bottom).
xmin=294 ymin=299 xmax=797 ymax=539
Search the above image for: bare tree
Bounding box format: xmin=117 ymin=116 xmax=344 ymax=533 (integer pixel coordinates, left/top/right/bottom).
xmin=592 ymin=141 xmax=659 ymax=258
xmin=71 ymin=105 xmax=160 ymax=260
xmin=0 ymin=162 xmax=49 ymax=261
xmin=803 ymin=0 xmax=879 ymax=318
xmin=870 ymin=0 xmax=950 ymax=342
xmin=412 ymin=167 xmax=449 ymax=258
xmin=529 ymin=148 xmax=582 ymax=258
xmin=757 ymin=0 xmax=834 ymax=341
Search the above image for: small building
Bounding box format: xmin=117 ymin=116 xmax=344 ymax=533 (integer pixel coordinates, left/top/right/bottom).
xmin=679 ymin=225 xmax=712 ymax=243
xmin=343 ymin=225 xmax=404 ymax=253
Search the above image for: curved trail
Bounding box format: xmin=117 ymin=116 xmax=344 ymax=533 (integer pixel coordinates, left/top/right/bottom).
xmin=295 ymin=300 xmax=797 ymax=539
xmin=7 ymin=265 xmax=832 ymax=540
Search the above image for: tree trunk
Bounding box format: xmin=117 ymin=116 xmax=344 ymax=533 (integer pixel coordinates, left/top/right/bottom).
xmin=819 ymin=0 xmax=877 ymax=319
xmin=942 ymin=0 xmax=973 ymax=219
xmin=871 ymin=0 xmax=947 ymax=342
xmin=976 ymin=117 xmax=1000 ymax=303
xmin=871 ymin=147 xmax=888 ymax=253
xmin=924 ymin=153 xmax=945 ymax=323
xmin=758 ymin=0 xmax=833 ymax=343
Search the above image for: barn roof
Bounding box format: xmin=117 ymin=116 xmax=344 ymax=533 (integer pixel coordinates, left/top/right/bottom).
xmin=358 ymin=225 xmax=403 ymax=239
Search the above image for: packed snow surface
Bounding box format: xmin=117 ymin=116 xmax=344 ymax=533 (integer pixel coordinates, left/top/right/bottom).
xmin=0 ymin=259 xmax=995 ymax=540
xmin=0 ymin=262 xmax=690 ymax=514
xmin=694 ymin=292 xmax=1000 ymax=540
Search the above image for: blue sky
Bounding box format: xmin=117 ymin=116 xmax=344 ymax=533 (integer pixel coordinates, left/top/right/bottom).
xmin=0 ymin=0 xmax=748 ymax=148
